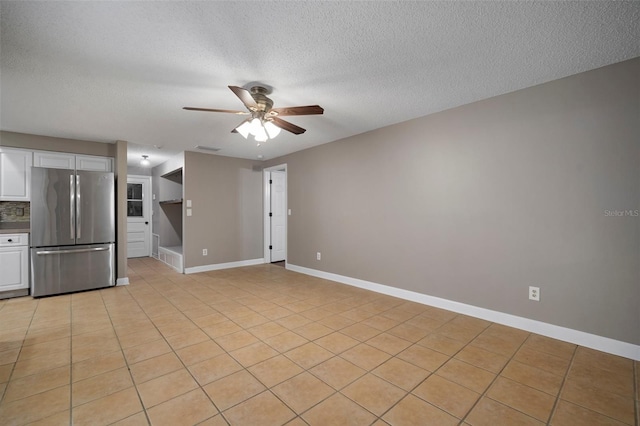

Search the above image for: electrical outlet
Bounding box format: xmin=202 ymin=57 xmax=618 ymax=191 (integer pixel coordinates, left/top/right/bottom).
xmin=316 ymin=252 xmax=321 ymax=261
xmin=529 ymin=286 xmax=540 ymax=301
xmin=202 ymin=249 xmax=208 ymax=256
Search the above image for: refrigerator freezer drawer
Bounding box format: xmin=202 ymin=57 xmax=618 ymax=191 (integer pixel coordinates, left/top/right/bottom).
xmin=31 ymin=243 xmax=115 ymax=297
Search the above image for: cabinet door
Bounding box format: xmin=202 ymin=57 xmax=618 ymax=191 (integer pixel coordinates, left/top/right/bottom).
xmin=0 ymin=148 xmax=32 ymax=201
xmin=76 ymin=155 xmax=113 ymax=172
xmin=33 ymin=151 xmax=75 ymax=169
xmin=0 ymin=246 xmax=29 ymax=291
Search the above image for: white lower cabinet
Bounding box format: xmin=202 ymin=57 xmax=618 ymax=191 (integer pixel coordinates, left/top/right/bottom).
xmin=0 ymin=234 xmax=29 ymax=292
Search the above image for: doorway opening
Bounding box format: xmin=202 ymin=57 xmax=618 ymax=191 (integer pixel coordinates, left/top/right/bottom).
xmin=127 ymin=175 xmax=152 ymax=258
xmin=263 ymin=165 xmax=287 ymax=264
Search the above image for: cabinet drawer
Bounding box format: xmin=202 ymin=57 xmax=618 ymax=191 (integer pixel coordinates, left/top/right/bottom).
xmin=0 ymin=233 xmax=29 ymax=247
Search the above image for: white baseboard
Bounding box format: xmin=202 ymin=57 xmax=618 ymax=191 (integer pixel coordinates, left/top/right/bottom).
xmin=184 ymin=258 xmax=265 ymax=274
xmin=287 ymin=264 xmax=640 ymax=361
xmin=116 ymin=277 xmax=130 ymax=286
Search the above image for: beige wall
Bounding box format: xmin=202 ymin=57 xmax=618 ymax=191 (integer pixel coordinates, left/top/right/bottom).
xmin=0 ymin=131 xmax=116 ymax=157
xmin=183 ymin=151 xmax=262 ymax=268
xmin=267 ymin=58 xmax=640 ymax=345
xmin=127 ymin=165 xmax=152 ymax=176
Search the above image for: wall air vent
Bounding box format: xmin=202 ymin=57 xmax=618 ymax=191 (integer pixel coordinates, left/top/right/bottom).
xmin=195 ymin=145 xmax=221 ymax=152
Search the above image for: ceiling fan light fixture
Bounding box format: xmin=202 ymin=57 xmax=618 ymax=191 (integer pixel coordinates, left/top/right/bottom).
xmin=255 ymin=126 xmax=268 ymax=142
xmin=249 ymin=118 xmax=262 ymax=135
xmin=184 ymin=85 xmax=323 ymax=144
xmin=264 ymin=121 xmax=281 ymax=139
xmin=140 ymin=155 xmax=150 ymax=166
xmin=236 ymin=121 xmax=251 ymax=139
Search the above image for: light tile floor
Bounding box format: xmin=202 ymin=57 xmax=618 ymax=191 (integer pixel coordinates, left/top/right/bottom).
xmin=0 ymin=257 xmax=638 ymax=425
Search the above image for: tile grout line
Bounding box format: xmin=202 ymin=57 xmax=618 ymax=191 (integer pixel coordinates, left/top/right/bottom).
xmin=123 ymin=272 xmax=239 ymax=425
xmin=423 ymin=331 xmax=490 ymax=420
xmin=0 ymin=297 xmax=39 ymax=408
xmin=320 ymin=310 xmax=488 ymax=423
xmin=404 ymin=316 xmax=504 ymax=418
xmin=239 ymin=294 xmax=412 ymax=423
xmin=18 ymin=258 xmax=632 ymax=426
xmin=131 ymin=271 xmax=489 ymax=425
xmin=458 ymin=330 xmax=533 ymax=424
xmin=297 ymin=301 xmax=443 ymax=422
xmin=135 ymin=276 xmax=244 ymax=423
xmin=298 ymin=273 xmax=637 ymax=425
xmin=178 ymin=270 xmax=335 ymax=425
xmin=112 ymin=279 xmax=227 ymax=424
xmin=545 ymin=346 xmax=634 ymax=425
xmin=132 ymin=265 xmax=407 ymax=424
xmin=5 ymin=282 xmax=520 ymax=424
xmin=98 ymin=287 xmax=154 ymax=426
xmin=355 ymin=312 xmax=477 ymax=423
xmin=544 ymin=341 xmax=578 ymax=425
xmin=200 ymin=278 xmax=376 ymax=423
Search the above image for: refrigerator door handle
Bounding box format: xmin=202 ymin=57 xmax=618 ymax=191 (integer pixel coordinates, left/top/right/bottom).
xmin=36 ymin=247 xmax=110 ymax=255
xmin=76 ymin=174 xmax=81 ymax=239
xmin=70 ymin=174 xmax=75 ymax=240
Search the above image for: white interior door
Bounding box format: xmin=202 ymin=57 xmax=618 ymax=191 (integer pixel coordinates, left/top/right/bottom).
xmin=127 ymin=176 xmax=151 ymax=258
xmin=270 ymin=170 xmax=286 ymax=262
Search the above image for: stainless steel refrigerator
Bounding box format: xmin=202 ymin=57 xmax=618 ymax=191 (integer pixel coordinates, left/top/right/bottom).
xmin=30 ymin=167 xmax=115 ymax=297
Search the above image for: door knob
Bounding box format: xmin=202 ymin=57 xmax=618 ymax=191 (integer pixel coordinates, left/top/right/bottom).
xmin=145 ymin=222 xmax=149 ymax=225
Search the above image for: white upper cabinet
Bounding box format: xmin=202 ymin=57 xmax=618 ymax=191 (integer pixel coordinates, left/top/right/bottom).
xmin=0 ymin=148 xmax=32 ymax=201
xmin=33 ymin=151 xmax=75 ymax=169
xmin=1 ymin=149 xmax=112 ymax=202
xmin=76 ymin=154 xmax=113 ymax=172
xmin=33 ymin=151 xmax=113 ymax=172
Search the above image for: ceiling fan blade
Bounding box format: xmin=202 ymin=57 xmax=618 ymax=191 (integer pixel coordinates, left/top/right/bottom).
xmin=269 ymin=105 xmax=324 ymax=116
xmin=272 ymin=117 xmax=306 ymax=135
xmin=183 ymin=107 xmax=249 ymax=115
xmin=229 ymin=86 xmax=258 ymax=110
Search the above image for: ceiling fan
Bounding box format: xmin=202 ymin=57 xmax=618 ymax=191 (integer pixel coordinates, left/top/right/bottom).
xmin=183 ymin=86 xmax=324 ymax=143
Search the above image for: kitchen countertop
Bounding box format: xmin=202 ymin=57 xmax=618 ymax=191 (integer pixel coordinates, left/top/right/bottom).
xmin=0 ymin=222 xmax=30 ymax=234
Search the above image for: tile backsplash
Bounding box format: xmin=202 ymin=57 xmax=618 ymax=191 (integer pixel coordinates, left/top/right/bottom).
xmin=0 ymin=201 xmax=30 ymax=222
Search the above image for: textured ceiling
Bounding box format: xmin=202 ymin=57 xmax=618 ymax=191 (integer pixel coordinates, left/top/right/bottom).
xmin=1 ymin=2 xmax=639 ymax=166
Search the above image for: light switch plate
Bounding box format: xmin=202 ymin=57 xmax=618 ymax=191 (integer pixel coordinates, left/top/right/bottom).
xmin=186 ymin=209 xmax=192 ymax=217
xmin=186 ymin=200 xmax=192 ymax=207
